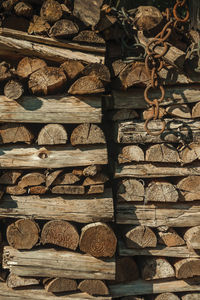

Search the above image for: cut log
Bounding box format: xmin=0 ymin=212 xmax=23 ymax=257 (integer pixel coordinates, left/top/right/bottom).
xmin=0 ymin=123 xmax=34 ymax=144
xmin=109 ymin=109 xmax=138 ymax=121
xmin=0 ymin=145 xmax=108 ymax=168
xmin=166 ymin=104 xmax=192 ymax=119
xmin=117 ymin=179 xmax=144 ymax=202
xmin=83 ymin=165 xmax=101 ymax=177
xmin=146 ymin=144 xmax=180 ymax=163
xmin=79 ymin=222 xmax=117 ymax=258
xmin=88 ymin=185 xmax=104 ymax=194
xmin=158 ymin=228 xmax=185 ymax=247
xmin=46 ymin=170 xmax=63 ymax=188
xmin=14 ymin=2 xmax=33 ymax=18
xmin=72 ymin=169 xmax=83 ymax=176
xmin=174 ymin=258 xmax=200 ymax=279
xmin=6 ymin=185 xmax=26 ymax=195
xmin=2 ymin=0 xmax=19 ymax=11
xmin=70 ymin=123 xmax=106 ymax=146
xmin=81 ymin=63 xmax=110 ymax=83
xmin=28 ymin=15 xmax=51 ymax=35
xmin=184 ymin=226 xmax=200 ymax=250
xmin=182 ymin=294 xmax=200 ymax=300
xmin=54 ymin=173 xmax=80 ymax=185
xmin=0 ymin=61 xmax=13 ymax=82
xmin=0 ymin=189 xmax=114 ymax=223
xmin=125 ymin=226 xmax=157 ymax=248
xmin=18 ymin=172 xmax=46 ymax=188
xmin=17 ymin=57 xmax=47 ymax=79
xmin=37 ymin=124 xmax=68 ymax=145
xmin=68 ymin=75 xmax=104 ymax=95
xmin=179 ymin=143 xmax=200 ymax=164
xmin=61 ymin=60 xmax=84 ymax=81
xmin=40 ymin=0 xmax=62 ymax=23
xmin=51 ymin=185 xmax=85 ymax=194
xmin=141 ymin=257 xmax=175 ymax=280
xmin=78 ymin=280 xmax=109 ymax=296
xmin=4 ymin=80 xmax=24 ymax=100
xmin=3 ymin=246 xmax=115 ymax=280
xmin=28 ymin=186 xmax=47 ymax=194
xmin=73 ymin=0 xmax=103 ymax=27
xmin=6 ymin=219 xmax=39 ymax=249
xmin=177 ymin=176 xmax=200 ymax=201
xmin=145 ymin=181 xmax=179 ymax=203
xmin=115 ymin=257 xmax=139 ymax=283
xmin=192 ymin=102 xmax=200 ymax=118
xmin=0 ymin=170 xmax=22 ymax=185
xmin=28 ymin=66 xmax=67 ymax=96
xmin=44 ymin=278 xmax=78 ymax=293
xmin=41 ymin=220 xmax=79 ymax=250
xmin=49 ymin=19 xmax=79 ymax=38
xmin=134 ymin=6 xmax=163 ymax=31
xmin=73 ymin=31 xmax=105 ymax=45
xmin=155 ymin=293 xmax=180 ymax=300
xmin=118 ymin=146 xmax=144 ymax=164
xmin=83 ymin=173 xmax=108 ymax=186
xmin=7 ymin=273 xmax=39 ymax=288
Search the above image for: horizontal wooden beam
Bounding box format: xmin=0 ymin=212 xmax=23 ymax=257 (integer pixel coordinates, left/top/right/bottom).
xmin=0 ymin=189 xmax=114 ymax=223
xmin=109 ymin=279 xmax=200 ymax=298
xmin=105 ymin=85 xmax=200 ymax=110
xmin=115 ymin=162 xmax=200 ymax=178
xmin=0 ymin=145 xmax=107 ymax=169
xmin=3 ymin=246 xmax=115 ymax=280
xmin=118 ymin=240 xmax=200 ymax=258
xmin=116 ymin=202 xmax=200 ymax=227
xmin=0 ymin=95 xmax=102 ymax=124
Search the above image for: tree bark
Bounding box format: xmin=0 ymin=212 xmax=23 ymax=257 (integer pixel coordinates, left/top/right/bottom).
xmin=125 ymin=226 xmax=157 ymax=248
xmin=78 ymin=280 xmax=109 ymax=296
xmin=70 ymin=123 xmax=106 ymax=146
xmin=37 ymin=124 xmax=68 ymax=145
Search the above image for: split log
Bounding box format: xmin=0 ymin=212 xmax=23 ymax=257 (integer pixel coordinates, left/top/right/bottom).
xmin=141 ymin=257 xmax=175 ymax=280
xmin=61 ymin=60 xmax=84 ymax=81
xmin=182 ymin=294 xmax=200 ymax=300
xmin=109 ymin=279 xmax=200 ymax=298
xmin=6 ymin=185 xmax=26 ymax=195
xmin=4 ymin=80 xmax=24 ymax=100
xmin=0 ymin=170 xmax=22 ymax=185
xmin=192 ymin=102 xmax=200 ymax=118
xmin=28 ymin=186 xmax=47 ymax=194
xmin=117 ymin=179 xmax=144 ymax=202
xmin=17 ymin=57 xmax=47 ymax=79
xmin=41 ymin=220 xmax=79 ymax=250
xmin=116 ymin=202 xmax=200 ymax=227
xmin=49 ymin=20 xmax=79 ymax=38
xmin=70 ymin=124 xmax=106 ymax=146
xmin=28 ymin=66 xmax=67 ymax=96
xmin=83 ymin=165 xmax=101 ymax=177
xmin=37 ymin=124 xmax=68 ymax=145
xmin=7 ymin=273 xmax=39 ymax=288
xmin=184 ymin=226 xmax=200 ymax=250
xmin=28 ymin=15 xmax=51 ymax=35
xmin=68 ymin=75 xmax=104 ymax=95
xmin=44 ymin=278 xmax=77 ymax=293
xmin=78 ymin=280 xmax=109 ymax=296
xmin=158 ymin=229 xmax=185 ymax=247
xmin=0 ymin=189 xmax=114 ymax=223
xmin=88 ymin=185 xmax=104 ymax=194
xmin=14 ymin=2 xmax=33 ymax=18
xmin=125 ymin=226 xmax=157 ymax=248
xmin=0 ymin=145 xmax=108 ymax=168
xmin=6 ymin=219 xmax=39 ymax=249
xmin=83 ymin=173 xmax=108 ymax=186
xmin=146 ymin=144 xmax=180 ymax=163
xmin=81 ymin=63 xmax=110 ymax=83
xmin=53 ymin=173 xmax=80 ymax=185
xmin=72 ymin=169 xmax=83 ymax=176
xmin=79 ymin=222 xmax=117 ymax=258
xmin=155 ymin=294 xmax=180 ymax=300
xmin=73 ymin=31 xmax=105 ymax=45
xmin=51 ymin=185 xmax=85 ymax=194
xmin=115 ymin=257 xmax=139 ymax=283
xmin=133 ymin=6 xmax=163 ymax=31
xmin=18 ymin=172 xmax=46 ymax=188
xmin=108 ymin=109 xmax=138 ymax=121
xmin=179 ymin=143 xmax=200 ymax=164
xmin=145 ymin=181 xmax=179 ymax=203
xmin=3 ymin=246 xmax=115 ymax=280
xmin=177 ymin=176 xmax=200 ymax=201
xmin=0 ymin=94 xmax=102 ymax=124
xmin=166 ymin=104 xmax=192 ymax=119
xmin=174 ymin=258 xmax=200 ymax=279
xmin=0 ymin=61 xmax=13 ymax=82
xmin=118 ymin=146 xmax=144 ymax=164
xmin=2 ymin=0 xmax=19 ymax=11
xmin=0 ymin=123 xmax=34 ymax=144
xmin=40 ymin=0 xmax=62 ymax=23
xmin=46 ymin=170 xmax=63 ymax=188
xmin=73 ymin=0 xmax=103 ymax=27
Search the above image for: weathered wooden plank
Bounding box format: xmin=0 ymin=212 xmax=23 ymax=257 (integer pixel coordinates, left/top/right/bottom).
xmin=3 ymin=246 xmax=115 ymax=280
xmin=0 ymin=189 xmax=113 ymax=223
xmin=109 ymin=279 xmax=200 ymax=298
xmin=116 ymin=202 xmax=200 ymax=227
xmin=0 ymin=145 xmax=107 ymax=169
xmin=106 ymin=85 xmax=200 ymax=110
xmin=115 ymin=119 xmax=200 ymax=144
xmin=115 ymin=162 xmax=200 ymax=178
xmin=118 ymin=240 xmax=200 ymax=258
xmin=0 ymin=95 xmax=102 ymax=124
xmin=0 ymin=282 xmax=111 ymax=300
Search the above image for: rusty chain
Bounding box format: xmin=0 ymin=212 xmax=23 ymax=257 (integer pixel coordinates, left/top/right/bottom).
xmin=144 ymin=0 xmax=190 ymax=136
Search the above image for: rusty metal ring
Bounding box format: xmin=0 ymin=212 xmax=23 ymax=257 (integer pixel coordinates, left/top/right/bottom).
xmin=153 ymin=42 xmax=168 ymax=58
xmin=144 ymin=85 xmax=165 ymax=105
xmin=144 ymin=117 xmax=166 ymax=136
xmin=145 ymin=54 xmax=163 ymax=75
xmin=173 ymin=3 xmax=190 ymax=22
xmin=153 ymin=99 xmax=159 ymax=119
